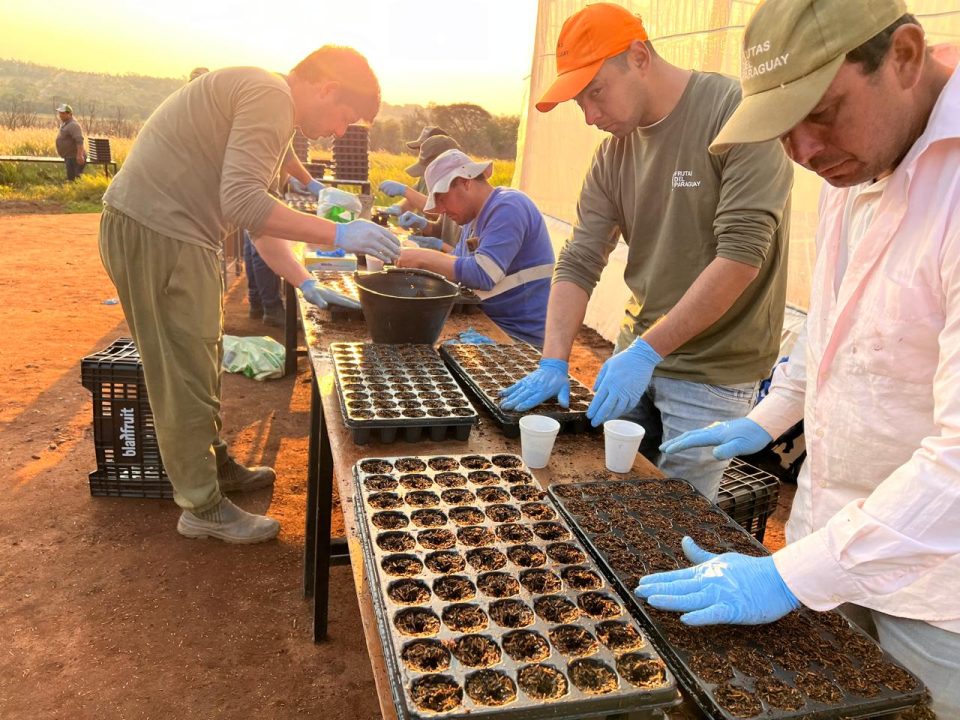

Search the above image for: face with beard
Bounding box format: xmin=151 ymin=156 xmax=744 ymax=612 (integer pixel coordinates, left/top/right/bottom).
xmin=779 ymin=29 xmax=928 ymax=187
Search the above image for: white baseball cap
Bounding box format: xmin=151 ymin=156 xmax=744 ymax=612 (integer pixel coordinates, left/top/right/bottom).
xmin=423 ymin=149 xmax=492 ymax=212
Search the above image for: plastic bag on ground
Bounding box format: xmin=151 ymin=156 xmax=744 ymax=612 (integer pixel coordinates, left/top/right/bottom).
xmin=222 ymin=335 xmax=286 ymax=381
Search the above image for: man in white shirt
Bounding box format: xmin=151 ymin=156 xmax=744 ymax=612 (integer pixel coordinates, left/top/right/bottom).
xmin=635 ymin=1 xmax=960 ymax=715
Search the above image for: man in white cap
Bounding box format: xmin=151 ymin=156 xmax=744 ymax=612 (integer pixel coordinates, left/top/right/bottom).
xmin=381 ymin=134 xmax=462 ymax=250
xmin=640 ymin=1 xmax=960 ymax=714
xmin=397 ymin=148 xmax=555 ymax=346
xmin=55 ymin=103 xmax=85 ymax=181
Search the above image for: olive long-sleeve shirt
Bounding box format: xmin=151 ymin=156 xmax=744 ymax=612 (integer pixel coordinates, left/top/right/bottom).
xmin=104 ymin=67 xmax=295 ymax=252
xmin=554 ymin=71 xmax=793 ymax=384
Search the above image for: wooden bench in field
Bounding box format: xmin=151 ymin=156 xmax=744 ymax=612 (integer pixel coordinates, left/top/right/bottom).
xmin=0 ymin=137 xmax=118 ymax=177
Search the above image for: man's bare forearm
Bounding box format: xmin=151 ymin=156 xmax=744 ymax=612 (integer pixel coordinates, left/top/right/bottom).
xmin=257 ymin=203 xmax=337 ymax=247
xmin=542 ymin=281 xmax=590 ymax=361
xmin=642 ymin=257 xmax=760 ymax=357
xmin=252 ymin=235 xmax=310 ymax=287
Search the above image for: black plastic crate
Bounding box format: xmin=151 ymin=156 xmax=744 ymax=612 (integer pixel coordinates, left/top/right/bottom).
xmin=81 ymin=338 xmax=172 ymax=499
xmin=352 ymin=453 xmax=680 ymax=720
xmin=549 ymin=479 xmax=926 ymax=720
xmin=332 ymin=343 xmax=478 ymax=445
xmin=717 ymin=458 xmax=780 ymax=542
xmin=440 ymin=344 xmax=596 ymax=438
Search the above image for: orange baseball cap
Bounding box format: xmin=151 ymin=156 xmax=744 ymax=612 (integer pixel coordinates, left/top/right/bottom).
xmin=536 ymin=3 xmax=648 ymax=113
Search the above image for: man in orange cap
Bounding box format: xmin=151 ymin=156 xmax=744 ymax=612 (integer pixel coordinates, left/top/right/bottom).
xmin=501 ymin=2 xmax=794 ymax=501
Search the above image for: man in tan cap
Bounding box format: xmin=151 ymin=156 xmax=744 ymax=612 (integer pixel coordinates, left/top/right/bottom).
xmin=55 ymin=103 xmax=85 ymax=181
xmin=501 ymin=2 xmax=793 ymax=502
xmin=643 ymin=2 xmax=960 ymax=714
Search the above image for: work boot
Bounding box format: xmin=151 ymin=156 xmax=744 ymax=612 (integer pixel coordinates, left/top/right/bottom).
xmin=262 ymin=304 xmax=285 ymax=328
xmin=217 ymin=456 xmax=276 ymax=493
xmin=177 ymin=497 xmax=280 ymax=544
xmin=248 ymin=302 xmax=263 ymax=319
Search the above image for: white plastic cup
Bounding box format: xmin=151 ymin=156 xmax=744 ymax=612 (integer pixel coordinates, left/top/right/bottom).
xmin=519 ymin=415 xmax=561 ymax=469
xmin=604 ymin=420 xmax=646 ymax=473
xmin=366 ymin=255 xmax=384 ymax=272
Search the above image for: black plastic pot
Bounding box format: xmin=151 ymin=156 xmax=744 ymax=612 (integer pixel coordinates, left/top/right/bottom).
xmin=355 ymin=268 xmax=459 ymax=344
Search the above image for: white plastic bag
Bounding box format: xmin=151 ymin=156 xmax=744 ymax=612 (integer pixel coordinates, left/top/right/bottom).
xmin=317 ymin=187 xmax=362 ymax=222
xmin=222 ymin=335 xmax=285 ymax=381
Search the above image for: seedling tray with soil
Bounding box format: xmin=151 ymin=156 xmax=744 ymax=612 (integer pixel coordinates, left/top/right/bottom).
xmin=550 ymin=478 xmax=926 ymax=720
xmin=353 ymin=454 xmax=680 ymax=720
xmin=332 ymin=343 xmax=478 ymax=445
xmin=440 ymin=343 xmax=597 ymax=438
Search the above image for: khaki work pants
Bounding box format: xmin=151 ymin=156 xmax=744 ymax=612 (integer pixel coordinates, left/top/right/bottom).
xmin=99 ymin=206 xmax=227 ymax=513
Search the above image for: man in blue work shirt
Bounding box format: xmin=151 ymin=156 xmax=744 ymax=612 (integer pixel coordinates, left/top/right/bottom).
xmin=397 ymin=149 xmax=555 ymax=346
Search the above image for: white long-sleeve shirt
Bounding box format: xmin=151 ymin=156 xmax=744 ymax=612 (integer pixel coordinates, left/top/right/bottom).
xmin=750 ymin=65 xmax=960 ymax=633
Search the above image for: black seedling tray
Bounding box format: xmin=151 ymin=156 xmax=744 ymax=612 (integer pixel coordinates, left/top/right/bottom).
xmin=440 ymin=344 xmax=596 ymax=438
xmin=333 ymin=343 xmax=478 ymax=445
xmin=310 ymin=270 xmax=363 ymax=318
xmin=549 ymin=478 xmax=926 ymax=720
xmin=286 ymin=197 xmax=318 ymax=214
xmin=352 ymin=453 xmax=680 ymax=720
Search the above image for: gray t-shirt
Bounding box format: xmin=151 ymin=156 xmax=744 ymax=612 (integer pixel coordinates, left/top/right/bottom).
xmin=56 ymin=118 xmax=84 ymax=159
xmin=554 ymin=71 xmax=793 ymax=385
xmin=104 ymin=67 xmax=295 ymax=252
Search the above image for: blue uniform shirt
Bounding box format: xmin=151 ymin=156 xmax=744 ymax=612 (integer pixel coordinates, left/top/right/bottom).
xmin=453 ymin=188 xmax=554 ymax=346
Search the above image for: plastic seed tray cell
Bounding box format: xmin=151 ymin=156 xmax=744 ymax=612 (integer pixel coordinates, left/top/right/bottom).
xmin=333 ymin=343 xmax=478 ymax=445
xmin=354 ymin=454 xmax=680 ymax=720
xmin=549 ymin=479 xmax=926 ymax=720
xmin=440 ymin=344 xmax=595 ymax=438
xmin=285 ymin=196 xmax=318 ymax=214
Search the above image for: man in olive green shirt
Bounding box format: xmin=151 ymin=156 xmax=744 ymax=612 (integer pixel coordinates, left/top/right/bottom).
xmin=501 ymin=3 xmax=793 ymax=500
xmin=100 ymin=46 xmax=400 ymax=543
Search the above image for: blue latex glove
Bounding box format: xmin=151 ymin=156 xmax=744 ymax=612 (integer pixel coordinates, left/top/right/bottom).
xmin=398 ymin=211 xmax=428 ymax=232
xmin=660 ymin=418 xmax=773 ymax=461
xmin=385 ymin=204 xmax=403 ymax=217
xmin=636 ymin=537 xmax=801 ymax=626
xmin=288 ymin=177 xmax=310 ymax=195
xmin=499 ymin=359 xmax=570 ymax=411
xmin=379 ymin=180 xmax=408 ymax=197
xmin=458 ymin=329 xmax=495 ymax=345
xmin=299 ymin=279 xmax=361 ymax=310
xmin=334 ymin=220 xmax=401 ymax=262
xmin=408 ymin=235 xmax=443 ymax=250
xmin=306 ymin=178 xmax=323 ymax=195
xmin=586 ymin=338 xmax=662 ymax=427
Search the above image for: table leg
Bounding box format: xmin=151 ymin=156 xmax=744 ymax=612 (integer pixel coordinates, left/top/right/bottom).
xmin=313 ymin=395 xmax=336 ymax=641
xmin=284 ymin=281 xmax=298 ymax=378
xmin=303 ymin=367 xmax=320 ymax=599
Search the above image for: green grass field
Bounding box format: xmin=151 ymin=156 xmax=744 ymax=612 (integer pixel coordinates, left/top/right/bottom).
xmin=0 ymin=128 xmax=515 ymax=213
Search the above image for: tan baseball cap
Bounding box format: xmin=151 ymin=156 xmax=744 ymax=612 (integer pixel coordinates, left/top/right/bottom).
xmin=56 ymin=104 xmax=72 ymax=114
xmin=405 ymin=135 xmax=461 ymax=177
xmin=710 ymin=0 xmax=907 ymax=153
xmin=405 ymin=125 xmax=448 ymax=150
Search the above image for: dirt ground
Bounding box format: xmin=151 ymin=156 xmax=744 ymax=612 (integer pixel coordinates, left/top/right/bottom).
xmin=0 ymin=212 xmax=793 ymax=719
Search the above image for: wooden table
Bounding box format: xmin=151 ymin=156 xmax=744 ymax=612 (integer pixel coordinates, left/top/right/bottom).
xmin=295 ymin=298 xmax=666 ymax=720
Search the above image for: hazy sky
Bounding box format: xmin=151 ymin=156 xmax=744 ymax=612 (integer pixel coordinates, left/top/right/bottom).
xmin=1 ymin=0 xmax=540 ymax=115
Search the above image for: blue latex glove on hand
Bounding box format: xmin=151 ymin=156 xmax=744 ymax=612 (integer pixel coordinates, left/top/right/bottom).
xmin=586 ymin=338 xmax=662 ymax=427
xmin=299 ymin=279 xmax=361 ymax=310
xmin=306 ymin=178 xmax=323 ymax=195
xmin=334 ymin=220 xmax=401 ymax=263
xmin=385 ymin=204 xmax=403 ymax=217
xmin=660 ymin=418 xmax=772 ymax=460
xmin=499 ymin=359 xmax=570 ymax=411
xmin=379 ymin=180 xmax=408 ymax=197
xmin=398 ymin=211 xmax=428 ymax=232
xmin=636 ymin=537 xmax=801 ymax=625
xmin=408 ymin=235 xmax=443 ymax=250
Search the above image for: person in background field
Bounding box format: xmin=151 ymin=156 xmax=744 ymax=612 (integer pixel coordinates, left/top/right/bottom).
xmin=55 ymin=103 xmax=85 ymax=181
xmin=397 ymin=149 xmax=554 ymax=347
xmin=380 ymin=124 xmax=449 ymax=210
xmin=499 ymin=2 xmax=793 ymax=501
xmin=99 ymin=46 xmax=399 ymax=544
xmin=639 ymin=2 xmax=960 ymax=715
xmin=382 ymin=134 xmax=462 ymax=251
